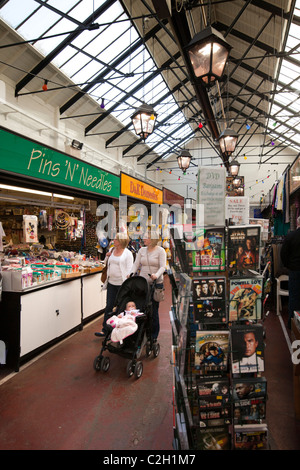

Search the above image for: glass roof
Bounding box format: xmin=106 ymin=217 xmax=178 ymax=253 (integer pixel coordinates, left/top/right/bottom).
xmin=0 ymin=0 xmax=192 ymax=160
xmin=1 ymin=0 xmax=300 ymax=171
xmin=267 ymin=0 xmax=300 ymax=153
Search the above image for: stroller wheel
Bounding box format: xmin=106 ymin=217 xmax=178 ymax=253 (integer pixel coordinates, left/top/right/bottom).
xmin=146 ymin=343 xmax=152 ymax=357
xmin=153 ymin=342 xmax=160 ymax=358
xmin=93 ymin=355 xmax=102 ymax=372
xmin=102 ymin=356 xmax=110 ymax=372
xmin=126 ymin=360 xmax=134 ymax=377
xmin=134 ymin=361 xmax=143 ymax=379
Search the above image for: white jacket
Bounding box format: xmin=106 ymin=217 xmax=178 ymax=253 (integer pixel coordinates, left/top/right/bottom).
xmin=106 ymin=248 xmax=133 ymax=285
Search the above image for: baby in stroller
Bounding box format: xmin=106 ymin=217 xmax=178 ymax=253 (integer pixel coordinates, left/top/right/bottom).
xmin=106 ymin=301 xmax=144 ymax=344
xmin=93 ymin=276 xmax=160 ymax=379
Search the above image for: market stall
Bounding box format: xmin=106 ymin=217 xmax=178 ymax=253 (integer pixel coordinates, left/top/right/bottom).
xmin=0 ymin=127 xmax=120 ymax=371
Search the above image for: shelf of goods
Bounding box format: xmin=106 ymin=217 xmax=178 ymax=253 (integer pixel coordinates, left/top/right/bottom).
xmin=0 ymin=271 xmax=107 ymax=372
xmin=169 ymin=224 xmax=269 ymax=451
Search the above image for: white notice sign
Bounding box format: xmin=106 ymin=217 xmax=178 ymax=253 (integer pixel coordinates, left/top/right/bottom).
xmin=225 ymin=196 xmax=249 ymax=225
xmin=197 ymin=166 xmax=226 ymax=226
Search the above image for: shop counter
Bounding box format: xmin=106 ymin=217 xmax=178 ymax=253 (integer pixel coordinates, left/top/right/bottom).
xmin=0 ymin=272 xmax=106 ymax=372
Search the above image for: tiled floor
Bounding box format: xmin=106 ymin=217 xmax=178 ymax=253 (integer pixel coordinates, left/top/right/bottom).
xmin=0 ymin=281 xmax=174 ymax=451
xmin=263 ymin=300 xmax=300 ymax=450
xmin=0 ymin=278 xmax=299 ymax=450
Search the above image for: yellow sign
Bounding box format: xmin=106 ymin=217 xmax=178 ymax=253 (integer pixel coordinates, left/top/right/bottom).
xmin=121 ymin=173 xmax=163 ymax=204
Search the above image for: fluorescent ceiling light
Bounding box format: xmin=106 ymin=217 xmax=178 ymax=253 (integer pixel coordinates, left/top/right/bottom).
xmin=53 ymin=194 xmax=74 ymax=200
xmin=0 ymin=184 xmax=74 ymax=200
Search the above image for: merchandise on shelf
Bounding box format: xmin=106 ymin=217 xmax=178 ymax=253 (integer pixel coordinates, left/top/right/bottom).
xmin=0 ymin=250 xmax=104 ymax=291
xmin=169 ymin=223 xmax=269 ymax=451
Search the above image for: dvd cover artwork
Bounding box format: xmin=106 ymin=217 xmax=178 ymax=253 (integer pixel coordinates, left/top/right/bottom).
xmin=233 ymin=399 xmax=266 ymax=425
xmin=229 ymin=277 xmax=263 ymax=322
xmin=199 ymin=408 xmax=231 ymax=428
xmin=192 ymin=227 xmax=226 ymax=272
xmin=227 ymin=225 xmax=261 ymax=275
xmin=195 ymin=331 xmax=229 ymax=371
xmin=193 ymin=426 xmax=231 ymax=450
xmin=233 ymin=424 xmax=268 ymax=450
xmin=232 ymin=377 xmax=267 ymax=401
xmin=231 ymin=324 xmax=265 ymax=374
xmin=232 ymin=377 xmax=267 ymax=424
xmin=192 ymin=277 xmax=227 ymax=324
xmin=197 ymin=378 xmax=231 ymax=408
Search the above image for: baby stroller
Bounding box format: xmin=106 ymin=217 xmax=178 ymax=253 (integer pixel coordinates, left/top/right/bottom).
xmin=93 ymin=276 xmax=160 ymax=379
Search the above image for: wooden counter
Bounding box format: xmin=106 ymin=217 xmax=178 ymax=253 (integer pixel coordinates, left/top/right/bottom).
xmin=0 ymin=272 xmax=106 ymax=372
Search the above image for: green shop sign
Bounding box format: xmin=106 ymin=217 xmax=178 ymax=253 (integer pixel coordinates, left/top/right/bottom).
xmin=0 ymin=128 xmax=120 ymax=198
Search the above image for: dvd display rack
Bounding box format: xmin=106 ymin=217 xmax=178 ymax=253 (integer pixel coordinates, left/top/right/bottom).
xmin=169 ymin=224 xmax=269 ymax=450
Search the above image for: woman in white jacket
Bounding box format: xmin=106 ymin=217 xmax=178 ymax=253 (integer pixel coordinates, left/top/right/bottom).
xmin=95 ymin=233 xmax=133 ymax=337
xmin=129 ymin=234 xmax=166 ymax=341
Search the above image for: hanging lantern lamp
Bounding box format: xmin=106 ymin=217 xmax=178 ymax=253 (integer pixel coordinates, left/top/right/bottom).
xmin=229 ymin=158 xmax=240 ymax=177
xmin=131 ymin=103 xmax=157 ymax=141
xmin=177 ymin=149 xmax=192 ymax=173
xmin=186 ymin=26 xmax=231 ymax=86
xmin=218 ymin=128 xmax=238 ymax=158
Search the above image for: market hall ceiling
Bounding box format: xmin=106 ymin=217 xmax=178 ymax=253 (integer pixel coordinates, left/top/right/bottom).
xmin=0 ymin=0 xmax=300 ymax=183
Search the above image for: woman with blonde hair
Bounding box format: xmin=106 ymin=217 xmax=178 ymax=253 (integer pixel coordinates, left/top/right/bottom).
xmin=129 ymin=232 xmax=166 ymax=341
xmin=95 ymin=232 xmax=133 ymax=337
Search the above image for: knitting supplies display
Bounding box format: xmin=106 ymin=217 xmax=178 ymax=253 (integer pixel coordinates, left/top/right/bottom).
xmin=53 ymin=210 xmax=85 ymax=241
xmin=23 ymin=215 xmax=38 ymax=243
xmin=1 ymin=251 xmax=104 ymax=291
xmin=55 ymin=210 xmax=71 ymax=229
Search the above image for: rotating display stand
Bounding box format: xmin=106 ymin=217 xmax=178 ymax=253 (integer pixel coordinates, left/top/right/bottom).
xmin=169 ymin=224 xmax=269 ymax=451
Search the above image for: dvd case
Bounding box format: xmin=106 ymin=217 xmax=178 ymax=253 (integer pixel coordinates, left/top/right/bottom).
xmin=228 ymin=225 xmax=261 ymax=276
xmin=233 ymin=424 xmax=268 ymax=450
xmin=191 ymin=226 xmax=226 ymax=272
xmin=192 ymin=277 xmax=227 ymax=324
xmin=229 ymin=277 xmax=263 ymax=322
xmin=195 ymin=330 xmax=229 ymax=372
xmin=193 ymin=426 xmax=231 ymax=450
xmin=232 ymin=377 xmax=267 ymax=400
xmin=231 ymin=324 xmax=265 ymax=374
xmin=197 ymin=378 xmax=231 ymax=408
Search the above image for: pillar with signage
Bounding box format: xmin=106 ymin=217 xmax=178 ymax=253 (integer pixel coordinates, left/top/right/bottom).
xmin=163 ymin=188 xmax=184 ymax=225
xmin=120 ymin=172 xmax=163 ymax=239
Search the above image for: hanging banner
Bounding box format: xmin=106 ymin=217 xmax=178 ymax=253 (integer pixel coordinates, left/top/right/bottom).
xmin=0 ymin=127 xmax=120 ymax=198
xmin=121 ymin=172 xmax=163 ymax=204
xmin=197 ymin=166 xmax=226 ymax=226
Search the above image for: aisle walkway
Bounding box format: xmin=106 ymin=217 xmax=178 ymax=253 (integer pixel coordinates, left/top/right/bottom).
xmin=0 ymin=277 xmax=300 ymax=451
xmin=263 ymin=302 xmax=300 ymax=450
xmin=0 ymin=277 xmax=174 ymax=451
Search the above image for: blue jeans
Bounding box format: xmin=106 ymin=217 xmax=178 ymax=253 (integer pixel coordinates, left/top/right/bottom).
xmin=288 ymin=270 xmax=300 ymax=328
xmin=103 ymin=282 xmax=121 ymax=333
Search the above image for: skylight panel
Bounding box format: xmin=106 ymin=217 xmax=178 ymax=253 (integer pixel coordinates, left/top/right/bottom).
xmin=1 ymin=0 xmax=38 ymax=29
